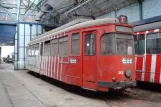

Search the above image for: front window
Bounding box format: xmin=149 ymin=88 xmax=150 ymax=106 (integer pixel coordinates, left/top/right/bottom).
xmin=100 ymin=34 xmax=115 ymax=55
xmin=100 ymin=33 xmax=134 ymax=55
xmin=116 ymin=34 xmax=134 ymax=55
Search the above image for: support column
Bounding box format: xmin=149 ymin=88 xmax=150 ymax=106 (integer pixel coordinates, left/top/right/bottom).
xmin=14 ymin=0 xmax=20 ymax=70
xmin=138 ymin=0 xmax=143 ymax=20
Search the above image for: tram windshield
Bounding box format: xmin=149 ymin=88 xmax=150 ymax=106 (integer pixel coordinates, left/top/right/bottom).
xmin=116 ymin=34 xmax=134 ymax=55
xmin=100 ymin=33 xmax=134 ymax=55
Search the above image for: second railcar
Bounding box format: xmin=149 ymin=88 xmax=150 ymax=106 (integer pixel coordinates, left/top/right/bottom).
xmin=134 ymin=16 xmax=161 ymax=84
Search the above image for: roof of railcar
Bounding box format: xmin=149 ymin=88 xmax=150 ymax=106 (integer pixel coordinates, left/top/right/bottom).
xmin=28 ymin=18 xmax=120 ymax=45
xmin=133 ymin=15 xmax=161 ymax=32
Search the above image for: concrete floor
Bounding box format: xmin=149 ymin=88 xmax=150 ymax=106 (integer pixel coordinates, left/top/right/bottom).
xmin=0 ymin=63 xmax=161 ymax=107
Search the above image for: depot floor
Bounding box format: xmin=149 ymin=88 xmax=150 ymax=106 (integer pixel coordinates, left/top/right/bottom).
xmin=0 ymin=63 xmax=161 ymax=107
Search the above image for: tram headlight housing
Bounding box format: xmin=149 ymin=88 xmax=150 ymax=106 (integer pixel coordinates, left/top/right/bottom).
xmin=124 ymin=69 xmax=132 ymax=78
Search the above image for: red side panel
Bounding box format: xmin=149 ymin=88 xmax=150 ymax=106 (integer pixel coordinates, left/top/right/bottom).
xmin=154 ymin=55 xmax=161 ymax=83
xmin=144 ymin=55 xmax=151 ymax=82
xmin=136 ymin=56 xmax=143 ymax=81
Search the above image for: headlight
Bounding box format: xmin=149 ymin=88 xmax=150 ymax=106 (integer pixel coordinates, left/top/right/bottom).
xmin=124 ymin=69 xmax=132 ymax=78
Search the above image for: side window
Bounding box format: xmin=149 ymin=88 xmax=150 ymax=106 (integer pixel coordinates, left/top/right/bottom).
xmin=134 ymin=34 xmax=145 ymax=54
xmin=157 ymin=38 xmax=161 ymax=53
xmin=84 ymin=34 xmax=96 ymax=55
xmin=59 ymin=36 xmax=68 ymax=57
xmin=44 ymin=40 xmax=51 ymax=56
xmin=31 ymin=45 xmax=35 ymax=57
xmin=35 ymin=44 xmax=39 ymax=56
xmin=72 ymin=33 xmax=80 ymax=55
xmin=147 ymin=32 xmax=161 ymax=54
xmin=51 ymin=39 xmax=58 ymax=56
xmin=100 ymin=33 xmax=115 ymax=55
xmin=44 ymin=44 xmax=47 ymax=56
xmin=28 ymin=46 xmax=31 ymax=56
xmin=40 ymin=43 xmax=43 ymax=56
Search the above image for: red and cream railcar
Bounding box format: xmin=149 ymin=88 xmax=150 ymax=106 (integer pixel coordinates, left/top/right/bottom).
xmin=134 ymin=18 xmax=161 ymax=84
xmin=27 ymin=17 xmax=136 ymax=92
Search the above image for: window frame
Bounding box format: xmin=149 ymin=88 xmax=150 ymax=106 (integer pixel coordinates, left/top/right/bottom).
xmin=84 ymin=33 xmax=96 ymax=56
xmin=44 ymin=40 xmax=51 ymax=56
xmin=40 ymin=43 xmax=43 ymax=56
xmin=134 ymin=34 xmax=145 ymax=54
xmin=146 ymin=32 xmax=161 ymax=54
xmin=100 ymin=33 xmax=134 ymax=56
xmin=100 ymin=33 xmax=116 ymax=56
xmin=71 ymin=33 xmax=80 ymax=56
xmin=59 ymin=36 xmax=69 ymax=57
xmin=50 ymin=39 xmax=58 ymax=56
xmin=31 ymin=45 xmax=35 ymax=57
xmin=27 ymin=46 xmax=31 ymax=57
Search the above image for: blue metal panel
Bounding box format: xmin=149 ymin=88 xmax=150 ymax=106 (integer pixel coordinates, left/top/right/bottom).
xmin=0 ymin=24 xmax=16 ymax=42
xmin=18 ymin=22 xmax=44 ymax=25
xmin=133 ymin=15 xmax=161 ymax=26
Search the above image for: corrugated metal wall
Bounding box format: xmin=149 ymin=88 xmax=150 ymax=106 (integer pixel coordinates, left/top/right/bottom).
xmin=0 ymin=24 xmax=16 ymax=42
xmin=98 ymin=0 xmax=161 ymax=23
xmin=142 ymin=0 xmax=161 ymax=19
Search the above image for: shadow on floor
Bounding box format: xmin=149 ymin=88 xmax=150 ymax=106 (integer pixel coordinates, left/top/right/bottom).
xmin=27 ymin=71 xmax=161 ymax=103
xmin=27 ymin=71 xmax=125 ymax=100
xmin=137 ymin=81 xmax=161 ymax=93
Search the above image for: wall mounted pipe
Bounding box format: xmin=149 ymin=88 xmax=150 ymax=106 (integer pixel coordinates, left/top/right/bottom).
xmin=63 ymin=0 xmax=94 ymax=15
xmin=138 ymin=0 xmax=143 ymax=20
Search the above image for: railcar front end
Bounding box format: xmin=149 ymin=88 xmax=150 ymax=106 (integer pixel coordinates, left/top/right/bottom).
xmin=97 ymin=26 xmax=136 ymax=92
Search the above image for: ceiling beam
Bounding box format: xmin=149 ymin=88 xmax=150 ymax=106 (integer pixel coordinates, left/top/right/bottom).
xmin=0 ymin=7 xmax=16 ymax=22
xmin=19 ymin=0 xmax=47 ymax=22
xmin=25 ymin=0 xmax=36 ymax=13
xmin=64 ymin=0 xmax=94 ymax=15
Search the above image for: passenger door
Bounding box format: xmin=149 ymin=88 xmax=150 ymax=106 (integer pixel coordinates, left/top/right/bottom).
xmin=134 ymin=34 xmax=146 ymax=81
xmin=82 ymin=31 xmax=97 ymax=89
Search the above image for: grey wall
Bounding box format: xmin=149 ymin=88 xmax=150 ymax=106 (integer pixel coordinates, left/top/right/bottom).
xmin=97 ymin=0 xmax=161 ymax=23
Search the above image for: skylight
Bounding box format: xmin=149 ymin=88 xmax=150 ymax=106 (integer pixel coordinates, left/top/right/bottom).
xmin=30 ymin=0 xmax=40 ymax=5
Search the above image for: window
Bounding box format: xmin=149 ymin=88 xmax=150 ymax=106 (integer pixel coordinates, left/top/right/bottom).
xmin=72 ymin=33 xmax=80 ymax=55
xmin=35 ymin=44 xmax=39 ymax=56
xmin=51 ymin=39 xmax=58 ymax=56
xmin=100 ymin=33 xmax=115 ymax=55
xmin=84 ymin=34 xmax=96 ymax=55
xmin=59 ymin=36 xmax=68 ymax=57
xmin=44 ymin=40 xmax=51 ymax=56
xmin=100 ymin=33 xmax=134 ymax=55
xmin=40 ymin=43 xmax=43 ymax=56
xmin=147 ymin=33 xmax=161 ymax=54
xmin=28 ymin=46 xmax=32 ymax=56
xmin=45 ymin=44 xmax=50 ymax=56
xmin=116 ymin=34 xmax=133 ymax=55
xmin=134 ymin=34 xmax=145 ymax=54
xmin=31 ymin=45 xmax=35 ymax=57
xmin=116 ymin=38 xmax=133 ymax=55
